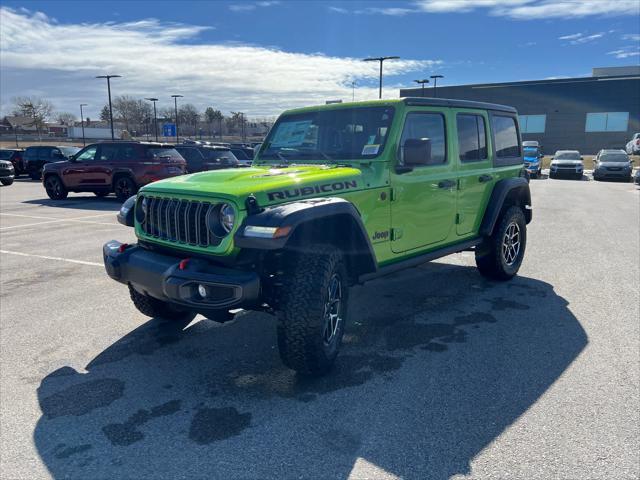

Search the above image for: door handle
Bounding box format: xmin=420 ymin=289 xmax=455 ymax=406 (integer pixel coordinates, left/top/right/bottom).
xmin=479 ymin=174 xmax=493 ymax=183
xmin=438 ymin=179 xmax=456 ymax=189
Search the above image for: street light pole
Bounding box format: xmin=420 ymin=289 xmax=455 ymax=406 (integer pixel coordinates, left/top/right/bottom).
xmin=430 ymin=74 xmax=444 ymax=98
xmin=351 ymin=80 xmax=356 ymax=102
xmin=363 ymin=56 xmax=400 ymax=99
xmin=79 ymin=103 xmax=88 ymax=146
xmin=414 ymin=79 xmax=430 ymax=97
xmin=95 ymin=75 xmax=121 ymax=140
xmin=145 ymin=98 xmax=159 ymax=142
xmin=171 ymin=94 xmax=183 ymax=143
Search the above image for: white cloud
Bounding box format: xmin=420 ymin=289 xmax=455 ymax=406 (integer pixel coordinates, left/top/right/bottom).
xmin=558 ymin=32 xmax=607 ymax=45
xmin=558 ymin=33 xmax=582 ymax=40
xmin=621 ymin=33 xmax=640 ymax=42
xmin=362 ymin=7 xmax=415 ymax=16
xmin=413 ymin=0 xmax=639 ymax=19
xmin=229 ymin=1 xmax=280 ymax=12
xmin=0 ymin=7 xmax=440 ymax=116
xmin=327 ymin=6 xmax=348 ymax=14
xmin=607 ymin=46 xmax=640 ymax=59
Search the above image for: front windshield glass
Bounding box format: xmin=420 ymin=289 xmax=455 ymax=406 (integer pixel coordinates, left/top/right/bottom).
xmin=259 ymin=106 xmax=395 ymax=162
xmin=600 ymin=153 xmax=628 ymax=162
xmin=523 ymin=146 xmax=540 ymax=156
xmin=555 ymin=152 xmax=580 ymax=160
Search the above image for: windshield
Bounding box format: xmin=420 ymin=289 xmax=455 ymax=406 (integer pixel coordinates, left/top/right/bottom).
xmin=523 ymin=146 xmax=540 ymax=156
xmin=600 ymin=153 xmax=629 ymax=162
xmin=259 ymin=106 xmax=395 ymax=162
xmin=555 ymin=152 xmax=580 ymax=160
xmin=0 ymin=150 xmax=15 ymax=159
xmin=59 ymin=147 xmax=80 ymax=157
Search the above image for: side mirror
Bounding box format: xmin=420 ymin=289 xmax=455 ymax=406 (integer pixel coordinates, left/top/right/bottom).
xmin=403 ymin=138 xmax=432 ymax=167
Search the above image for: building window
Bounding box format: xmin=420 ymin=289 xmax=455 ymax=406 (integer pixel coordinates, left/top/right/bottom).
xmin=585 ymin=112 xmax=629 ymax=132
xmin=519 ymin=114 xmax=546 ymax=134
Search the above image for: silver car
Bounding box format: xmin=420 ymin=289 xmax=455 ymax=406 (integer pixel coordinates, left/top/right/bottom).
xmin=593 ymin=149 xmax=633 ymax=181
xmin=549 ymin=150 xmax=583 ymax=180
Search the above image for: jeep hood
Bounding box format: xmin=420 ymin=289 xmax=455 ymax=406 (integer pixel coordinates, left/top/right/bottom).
xmin=139 ymin=164 xmax=364 ymax=208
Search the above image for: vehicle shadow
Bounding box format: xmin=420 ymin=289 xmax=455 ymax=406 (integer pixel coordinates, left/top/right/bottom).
xmin=34 ymin=262 xmax=587 ymax=479
xmin=23 ymin=196 xmax=122 ymax=212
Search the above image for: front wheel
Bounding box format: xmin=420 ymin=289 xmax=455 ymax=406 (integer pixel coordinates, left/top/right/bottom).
xmin=475 ymin=206 xmax=527 ymax=281
xmin=0 ymin=178 xmax=14 ymax=186
xmin=128 ymin=285 xmax=196 ymax=322
xmin=276 ymin=245 xmax=349 ymax=376
xmin=44 ymin=175 xmax=68 ymax=200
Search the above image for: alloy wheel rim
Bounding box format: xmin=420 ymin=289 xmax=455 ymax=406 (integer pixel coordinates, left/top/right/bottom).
xmin=502 ymin=222 xmax=521 ymax=266
xmin=117 ymin=179 xmax=130 ymax=197
xmin=322 ymin=274 xmax=343 ymax=346
xmin=47 ymin=178 xmax=60 ymax=195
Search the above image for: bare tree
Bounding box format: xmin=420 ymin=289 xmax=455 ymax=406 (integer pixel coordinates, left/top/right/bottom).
xmin=178 ymin=104 xmax=199 ymax=136
xmin=11 ymin=96 xmax=54 ymax=138
xmin=56 ymin=112 xmax=77 ymax=125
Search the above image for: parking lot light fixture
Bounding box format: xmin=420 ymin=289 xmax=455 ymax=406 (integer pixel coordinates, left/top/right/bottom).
xmin=79 ymin=103 xmax=88 ymax=146
xmin=95 ymin=75 xmax=121 ymax=140
xmin=414 ymin=79 xmax=429 ymax=97
xmin=430 ymin=74 xmax=444 ymax=98
xmin=145 ymin=98 xmax=159 ymax=142
xmin=363 ymin=56 xmax=400 ymax=99
xmin=171 ymin=95 xmax=183 ymax=143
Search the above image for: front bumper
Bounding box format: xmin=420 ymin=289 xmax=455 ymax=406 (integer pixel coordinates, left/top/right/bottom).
xmin=103 ymin=241 xmax=261 ymax=312
xmin=594 ymin=169 xmax=632 ymax=179
xmin=550 ymin=166 xmax=583 ymax=177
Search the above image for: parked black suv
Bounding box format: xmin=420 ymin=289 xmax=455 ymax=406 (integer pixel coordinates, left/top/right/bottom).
xmin=24 ymin=145 xmax=80 ymax=180
xmin=174 ymin=145 xmax=240 ymax=173
xmin=0 ymin=149 xmax=25 ymax=176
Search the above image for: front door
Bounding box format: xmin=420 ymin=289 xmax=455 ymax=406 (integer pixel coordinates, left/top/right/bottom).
xmin=61 ymin=145 xmax=98 ymax=188
xmin=390 ymin=110 xmax=457 ymax=253
xmin=454 ymin=111 xmax=495 ymax=235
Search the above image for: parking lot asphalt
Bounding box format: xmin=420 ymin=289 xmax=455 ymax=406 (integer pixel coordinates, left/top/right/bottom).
xmin=1 ymin=175 xmax=638 ymax=480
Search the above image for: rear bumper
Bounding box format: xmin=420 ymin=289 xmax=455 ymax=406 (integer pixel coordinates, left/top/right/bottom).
xmin=103 ymin=241 xmax=261 ymax=312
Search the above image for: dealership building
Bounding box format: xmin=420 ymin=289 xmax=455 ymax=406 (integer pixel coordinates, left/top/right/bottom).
xmin=399 ymin=66 xmax=640 ymax=154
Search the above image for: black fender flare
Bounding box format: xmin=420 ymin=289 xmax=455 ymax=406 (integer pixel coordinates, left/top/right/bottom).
xmin=234 ymin=197 xmax=377 ymax=275
xmin=479 ymin=177 xmax=532 ymax=237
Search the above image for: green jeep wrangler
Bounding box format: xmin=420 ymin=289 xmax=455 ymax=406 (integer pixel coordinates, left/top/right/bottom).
xmin=104 ymin=98 xmax=532 ymax=376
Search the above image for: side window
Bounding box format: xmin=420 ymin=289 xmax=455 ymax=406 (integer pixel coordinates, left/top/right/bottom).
xmin=38 ymin=148 xmax=50 ymax=160
xmin=398 ymin=112 xmax=447 ymax=166
xmin=98 ymin=144 xmax=120 ymax=161
xmin=120 ymin=145 xmax=137 ymax=160
xmin=457 ymin=114 xmax=487 ymax=162
xmin=492 ymin=115 xmax=520 ymax=158
xmin=25 ymin=148 xmax=37 ymax=160
xmin=75 ymin=146 xmax=97 ymax=161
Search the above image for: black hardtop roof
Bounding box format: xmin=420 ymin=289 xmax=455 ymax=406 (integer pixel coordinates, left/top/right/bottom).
xmin=402 ymin=97 xmax=517 ymax=114
xmin=177 ymin=144 xmax=231 ymax=150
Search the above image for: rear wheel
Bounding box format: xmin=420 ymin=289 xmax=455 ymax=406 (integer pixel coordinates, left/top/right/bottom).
xmin=276 ymin=245 xmax=348 ymax=376
xmin=0 ymin=178 xmax=13 ymax=186
xmin=128 ymin=285 xmax=196 ymax=322
xmin=114 ymin=176 xmax=137 ymax=202
xmin=476 ymin=206 xmax=526 ymax=281
xmin=44 ymin=175 xmax=68 ymax=200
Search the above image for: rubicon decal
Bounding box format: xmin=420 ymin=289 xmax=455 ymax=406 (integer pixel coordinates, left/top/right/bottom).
xmin=267 ymin=180 xmax=358 ymax=201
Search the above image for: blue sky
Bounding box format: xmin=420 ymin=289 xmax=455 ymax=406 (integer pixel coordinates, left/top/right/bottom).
xmin=1 ymin=0 xmax=638 ymax=118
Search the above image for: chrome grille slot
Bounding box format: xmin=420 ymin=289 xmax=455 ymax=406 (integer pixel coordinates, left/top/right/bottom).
xmin=139 ymin=196 xmax=222 ymax=248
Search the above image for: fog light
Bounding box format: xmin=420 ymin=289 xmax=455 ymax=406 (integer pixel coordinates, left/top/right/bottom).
xmin=198 ymin=284 xmax=207 ymax=298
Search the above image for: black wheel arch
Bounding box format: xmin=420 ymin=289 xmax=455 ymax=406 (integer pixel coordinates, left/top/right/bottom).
xmin=480 ymin=177 xmax=532 ymax=237
xmin=234 ymin=197 xmax=377 ymax=280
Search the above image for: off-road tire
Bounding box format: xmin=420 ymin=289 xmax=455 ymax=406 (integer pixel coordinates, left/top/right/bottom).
xmin=114 ymin=176 xmax=137 ymax=202
xmin=476 ymin=206 xmax=527 ymax=281
xmin=44 ymin=175 xmax=68 ymax=200
xmin=276 ymin=244 xmax=349 ymax=376
xmin=128 ymin=285 xmax=196 ymax=322
xmin=0 ymin=178 xmax=14 ymax=186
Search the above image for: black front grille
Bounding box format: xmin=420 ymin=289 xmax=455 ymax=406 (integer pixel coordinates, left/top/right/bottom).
xmin=140 ymin=196 xmax=222 ymax=247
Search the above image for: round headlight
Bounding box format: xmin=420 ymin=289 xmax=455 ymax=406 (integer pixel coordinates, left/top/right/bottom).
xmin=219 ymin=203 xmax=235 ymax=234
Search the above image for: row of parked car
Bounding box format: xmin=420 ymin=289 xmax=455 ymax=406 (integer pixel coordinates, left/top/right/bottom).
xmin=520 ymin=139 xmax=638 ymax=183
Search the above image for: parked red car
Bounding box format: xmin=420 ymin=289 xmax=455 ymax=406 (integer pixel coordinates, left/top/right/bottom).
xmin=41 ymin=142 xmax=187 ymax=201
xmin=0 ymin=148 xmax=25 ymax=176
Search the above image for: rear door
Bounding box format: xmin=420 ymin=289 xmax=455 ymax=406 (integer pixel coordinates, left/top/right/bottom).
xmin=390 ymin=109 xmax=457 ymax=253
xmin=454 ymin=110 xmax=495 ymax=236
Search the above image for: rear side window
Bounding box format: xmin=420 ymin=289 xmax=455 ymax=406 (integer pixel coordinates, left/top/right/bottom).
xmin=24 ymin=148 xmax=38 ymax=160
xmin=457 ymin=114 xmax=487 ymax=162
xmin=39 ymin=148 xmax=52 ymax=160
xmin=399 ymin=112 xmax=447 ymax=166
xmin=492 ymin=116 xmax=520 ymax=158
xmin=98 ymin=144 xmax=120 ymax=161
xmin=146 ymin=147 xmax=182 ymax=160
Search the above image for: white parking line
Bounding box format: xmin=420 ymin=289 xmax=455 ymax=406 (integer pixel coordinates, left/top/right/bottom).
xmin=0 ymin=249 xmax=102 ymax=267
xmin=0 ymin=212 xmax=118 ymax=230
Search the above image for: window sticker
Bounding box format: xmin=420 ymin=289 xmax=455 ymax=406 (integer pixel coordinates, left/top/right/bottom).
xmin=362 ymin=144 xmax=380 ymax=155
xmin=270 ymin=120 xmax=313 ymax=147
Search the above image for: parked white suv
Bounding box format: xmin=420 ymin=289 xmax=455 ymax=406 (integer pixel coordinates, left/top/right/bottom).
xmin=626 ymin=133 xmax=640 ymax=155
